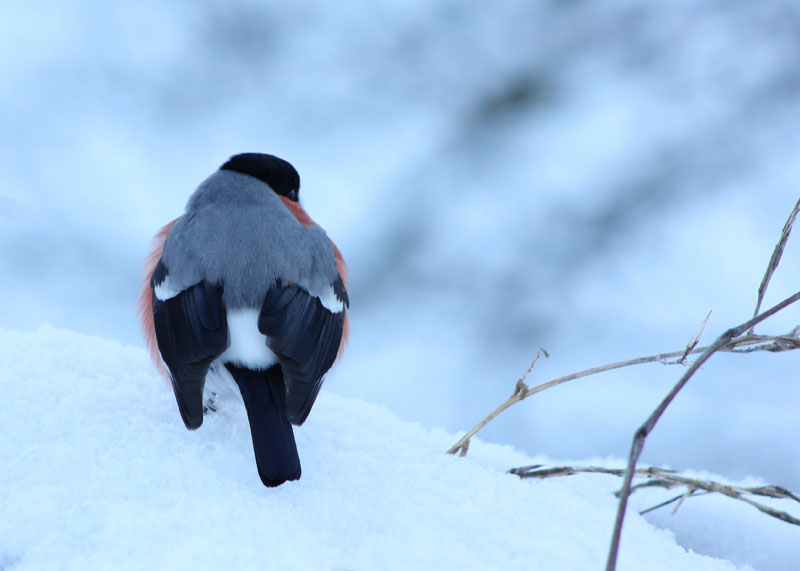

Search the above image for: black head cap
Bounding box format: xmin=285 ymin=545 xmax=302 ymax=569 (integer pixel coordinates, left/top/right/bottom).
xmin=220 ymin=153 xmax=300 ymax=202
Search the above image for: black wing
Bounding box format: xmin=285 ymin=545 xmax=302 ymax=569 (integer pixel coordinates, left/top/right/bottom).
xmin=258 ymin=278 xmax=347 ymax=426
xmin=151 ymin=260 xmax=229 ymax=429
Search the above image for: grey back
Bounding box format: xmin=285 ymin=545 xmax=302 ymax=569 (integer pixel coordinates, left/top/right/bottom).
xmin=161 ymin=170 xmax=338 ymax=308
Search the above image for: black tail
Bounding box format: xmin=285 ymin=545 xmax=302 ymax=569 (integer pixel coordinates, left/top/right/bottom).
xmin=225 ymin=363 xmax=301 ymax=487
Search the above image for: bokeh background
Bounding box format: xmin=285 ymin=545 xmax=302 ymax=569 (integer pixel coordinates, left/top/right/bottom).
xmin=3 ymin=1 xmax=799 ymax=487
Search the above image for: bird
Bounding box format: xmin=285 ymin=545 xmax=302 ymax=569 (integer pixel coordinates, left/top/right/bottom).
xmin=137 ymin=153 xmax=349 ymax=487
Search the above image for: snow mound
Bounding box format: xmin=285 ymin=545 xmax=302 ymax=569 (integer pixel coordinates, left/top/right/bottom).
xmin=0 ymin=326 xmax=746 ymax=570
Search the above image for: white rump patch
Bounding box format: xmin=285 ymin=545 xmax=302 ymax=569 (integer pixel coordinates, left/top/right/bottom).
xmin=220 ymin=308 xmax=278 ymax=370
xmin=317 ymin=284 xmax=345 ymax=313
xmin=153 ymin=275 xmax=182 ymax=301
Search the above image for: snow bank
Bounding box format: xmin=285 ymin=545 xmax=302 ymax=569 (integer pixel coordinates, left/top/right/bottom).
xmin=0 ymin=326 xmax=751 ymax=570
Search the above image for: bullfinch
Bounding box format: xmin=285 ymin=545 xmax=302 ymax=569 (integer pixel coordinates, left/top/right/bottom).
xmin=138 ymin=153 xmax=349 ymax=487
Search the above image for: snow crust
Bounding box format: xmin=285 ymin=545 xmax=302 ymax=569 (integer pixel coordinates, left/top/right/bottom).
xmin=0 ymin=326 xmax=776 ymax=571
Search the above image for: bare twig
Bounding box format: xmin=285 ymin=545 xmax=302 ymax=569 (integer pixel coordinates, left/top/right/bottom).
xmin=749 ymin=197 xmax=800 ymax=335
xmin=670 ymin=487 xmax=696 ymax=515
xmin=606 ymin=289 xmax=800 ymax=571
xmin=447 ymin=199 xmax=800 ymax=566
xmin=509 ymin=465 xmax=673 ymax=479
xmin=724 ymin=331 xmax=800 ymax=353
xmin=510 ymin=464 xmax=800 ymax=526
xmin=680 ymin=311 xmax=711 ymax=364
xmin=638 ymin=491 xmax=697 ymax=515
xmin=447 ymin=349 xmax=548 ymax=457
xmin=446 ymin=331 xmax=800 ymax=456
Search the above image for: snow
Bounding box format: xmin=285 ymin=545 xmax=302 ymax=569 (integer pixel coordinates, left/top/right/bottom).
xmin=3 ymin=1 xmax=800 ymax=569
xmin=1 ymin=325 xmax=785 ymax=571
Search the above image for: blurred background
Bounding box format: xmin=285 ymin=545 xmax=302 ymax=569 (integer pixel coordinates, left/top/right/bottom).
xmin=2 ymin=1 xmax=799 ymax=487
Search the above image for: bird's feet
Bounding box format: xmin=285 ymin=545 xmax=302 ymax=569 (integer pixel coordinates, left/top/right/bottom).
xmin=203 ymin=391 xmax=219 ymax=414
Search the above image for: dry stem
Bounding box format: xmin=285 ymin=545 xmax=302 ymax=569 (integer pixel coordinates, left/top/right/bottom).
xmin=680 ymin=311 xmax=711 ymax=363
xmin=749 ymin=196 xmax=800 ymax=334
xmin=606 ymin=290 xmax=800 ymax=571
xmin=448 ymin=349 xmax=548 ymax=457
xmin=606 ymin=195 xmax=800 ymax=570
xmin=509 ymin=465 xmax=800 ymax=526
xmin=444 ymin=198 xmax=800 ymax=568
xmin=446 ymin=331 xmax=800 ymax=456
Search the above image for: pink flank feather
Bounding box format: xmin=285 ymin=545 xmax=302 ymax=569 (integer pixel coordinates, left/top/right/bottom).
xmin=137 ymin=218 xmax=178 ymax=383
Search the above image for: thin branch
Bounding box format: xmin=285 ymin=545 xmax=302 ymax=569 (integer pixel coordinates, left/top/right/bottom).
xmin=680 ymin=311 xmax=711 ymax=364
xmin=670 ymin=487 xmax=696 ymax=515
xmin=447 ymin=348 xmax=548 ymax=457
xmin=509 ymin=465 xmax=671 ymax=479
xmin=638 ymin=491 xmax=691 ymax=515
xmin=510 ymin=464 xmax=800 ymax=527
xmin=471 ymin=199 xmax=800 ymax=566
xmin=446 ymin=331 xmax=800 ymax=456
xmin=725 ymin=332 xmax=800 ymax=353
xmin=606 ymin=289 xmax=800 ymax=571
xmin=750 ymin=196 xmax=800 ymax=334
